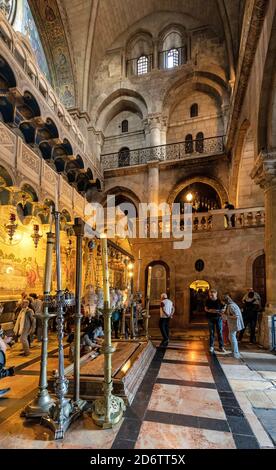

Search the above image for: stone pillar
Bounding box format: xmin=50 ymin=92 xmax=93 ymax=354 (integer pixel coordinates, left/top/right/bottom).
xmin=147 ymin=162 xmax=159 ymax=206
xmin=153 ymin=40 xmax=159 ymax=69
xmin=143 ymin=115 xmax=162 ymax=148
xmin=160 ymin=117 xmax=168 ymax=146
xmin=95 ymin=131 xmax=104 ymax=161
xmin=251 ymin=151 xmax=276 ymax=348
xmin=150 ymin=123 xmax=161 ymax=147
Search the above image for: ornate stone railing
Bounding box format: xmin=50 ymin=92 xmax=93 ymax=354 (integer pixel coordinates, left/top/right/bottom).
xmin=101 ymin=135 xmax=225 ymax=170
xmin=124 ymin=207 xmax=265 ymax=238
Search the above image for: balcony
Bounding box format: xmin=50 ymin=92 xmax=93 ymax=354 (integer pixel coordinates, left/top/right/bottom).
xmin=101 ymin=135 xmax=225 ymax=171
xmin=117 ymin=207 xmax=265 ymax=240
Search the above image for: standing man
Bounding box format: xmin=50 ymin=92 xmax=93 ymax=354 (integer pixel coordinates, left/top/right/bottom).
xmin=239 ymin=291 xmax=259 ymax=343
xmin=242 ymin=288 xmax=262 ymax=310
xmin=159 ymin=293 xmax=174 ymax=347
xmin=13 ymin=299 xmax=36 ymax=356
xmin=205 ymin=289 xmax=226 ymax=353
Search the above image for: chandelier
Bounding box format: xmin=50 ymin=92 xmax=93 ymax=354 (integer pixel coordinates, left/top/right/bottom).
xmin=5 ymin=212 xmax=18 ymax=243
xmin=31 ymin=224 xmax=42 ymax=249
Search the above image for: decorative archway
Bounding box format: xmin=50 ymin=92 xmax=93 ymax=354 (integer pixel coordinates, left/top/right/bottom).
xmin=246 ymin=249 xmax=266 ymax=307
xmin=100 ymin=186 xmax=141 ymax=213
xmin=145 ymin=260 xmax=170 ymax=306
xmin=167 ymin=176 xmax=228 ymax=207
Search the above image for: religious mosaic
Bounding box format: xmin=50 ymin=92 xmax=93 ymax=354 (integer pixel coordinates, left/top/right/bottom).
xmin=12 ymin=0 xmax=51 ymax=82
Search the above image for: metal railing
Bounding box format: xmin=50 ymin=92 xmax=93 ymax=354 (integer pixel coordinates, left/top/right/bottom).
xmin=101 ymin=135 xmax=225 ymax=170
xmin=158 ymin=46 xmax=188 ymax=70
xmin=126 ymin=54 xmax=153 ymax=77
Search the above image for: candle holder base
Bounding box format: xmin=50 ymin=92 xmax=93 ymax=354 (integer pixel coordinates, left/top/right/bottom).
xmin=22 ymin=392 xmax=55 ymax=418
xmin=41 ymin=397 xmax=85 ymax=439
xmin=92 ymin=394 xmax=125 ymax=429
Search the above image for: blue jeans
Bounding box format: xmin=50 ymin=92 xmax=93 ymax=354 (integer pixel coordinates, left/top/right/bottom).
xmin=208 ymin=317 xmax=224 ymax=348
xmin=229 ymin=330 xmax=239 ymax=355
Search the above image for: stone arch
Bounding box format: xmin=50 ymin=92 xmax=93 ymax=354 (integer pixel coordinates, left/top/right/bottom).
xmin=167 ymin=176 xmax=228 ymax=207
xmin=258 ymin=11 xmax=276 ymax=152
xmin=0 ymin=163 xmax=16 ymax=187
xmin=163 ymin=71 xmax=229 ymax=118
xmin=230 ymin=119 xmax=250 ymax=203
xmin=0 ymin=55 xmax=17 ymax=89
xmin=92 ymin=88 xmax=148 ymax=127
xmin=20 ymin=182 xmax=39 ymax=202
xmin=234 ymin=124 xmax=264 ymax=208
xmin=126 ymin=29 xmax=154 ymax=58
xmin=245 ymin=249 xmax=265 ymax=291
xmin=145 ymin=260 xmax=170 ymax=304
xmin=95 ymin=92 xmax=148 ymax=132
xmin=100 ymin=186 xmax=141 ymax=212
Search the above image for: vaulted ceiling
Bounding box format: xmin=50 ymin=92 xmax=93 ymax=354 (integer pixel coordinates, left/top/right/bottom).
xmin=31 ymin=0 xmax=246 ymax=113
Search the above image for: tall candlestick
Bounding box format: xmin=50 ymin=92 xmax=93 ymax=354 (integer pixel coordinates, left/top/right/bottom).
xmin=92 ymin=233 xmax=125 ymax=428
xmin=137 ymin=250 xmax=141 ymax=292
xmin=101 ymin=235 xmax=110 ymax=306
xmin=147 ymin=266 xmax=152 ymax=299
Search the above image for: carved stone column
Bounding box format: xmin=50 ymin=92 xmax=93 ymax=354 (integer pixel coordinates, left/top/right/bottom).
xmin=147 ymin=162 xmax=159 ymax=206
xmin=144 ymin=114 xmax=162 ymax=147
xmin=251 ymin=150 xmax=276 ymax=348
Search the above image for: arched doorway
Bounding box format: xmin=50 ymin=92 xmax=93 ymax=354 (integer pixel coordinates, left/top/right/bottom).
xmin=145 ymin=261 xmax=170 ymax=328
xmin=145 ymin=261 xmax=170 ymax=306
xmin=189 ymin=279 xmax=210 ymax=322
xmin=174 ymin=182 xmax=221 ymax=213
xmin=253 ymin=254 xmax=266 ymax=308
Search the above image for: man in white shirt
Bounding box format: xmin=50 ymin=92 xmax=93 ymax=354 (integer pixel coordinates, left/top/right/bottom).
xmin=159 ymin=293 xmax=174 ymax=347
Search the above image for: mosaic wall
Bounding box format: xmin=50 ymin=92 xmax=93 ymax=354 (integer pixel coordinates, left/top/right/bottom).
xmin=13 ymin=0 xmax=51 ymax=82
xmin=28 ymin=0 xmax=76 ymax=108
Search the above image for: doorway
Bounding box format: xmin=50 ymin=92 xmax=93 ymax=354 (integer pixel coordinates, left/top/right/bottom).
xmin=253 ymin=254 xmax=266 ymax=308
xmin=189 ymin=280 xmax=210 ymax=322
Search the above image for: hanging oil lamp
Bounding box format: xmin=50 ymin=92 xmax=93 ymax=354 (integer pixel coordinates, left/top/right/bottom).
xmin=31 ymin=224 xmax=42 ymax=249
xmin=5 ymin=212 xmax=18 ymax=243
xmin=66 ymin=238 xmax=73 ymax=257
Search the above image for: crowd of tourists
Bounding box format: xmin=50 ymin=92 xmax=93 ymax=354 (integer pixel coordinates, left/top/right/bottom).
xmin=159 ymin=287 xmax=262 ymax=359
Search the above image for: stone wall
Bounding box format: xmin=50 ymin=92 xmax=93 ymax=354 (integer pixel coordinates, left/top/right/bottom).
xmin=167 ymin=90 xmax=224 ymax=144
xmin=132 ymin=226 xmax=264 ymax=328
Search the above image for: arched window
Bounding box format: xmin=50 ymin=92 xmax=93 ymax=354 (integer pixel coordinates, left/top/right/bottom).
xmin=185 ymin=134 xmax=193 ymax=154
xmin=167 ymin=48 xmax=179 ymax=69
xmin=190 ymin=103 xmax=198 ymax=118
xmin=122 ymin=120 xmax=128 ymax=133
xmin=137 ymin=55 xmax=149 ymax=75
xmin=118 ymin=147 xmax=130 ymax=167
xmin=195 ymin=132 xmax=204 ymax=153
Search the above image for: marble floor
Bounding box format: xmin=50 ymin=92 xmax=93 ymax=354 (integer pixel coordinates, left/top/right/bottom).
xmin=0 ymin=329 xmax=275 ymax=449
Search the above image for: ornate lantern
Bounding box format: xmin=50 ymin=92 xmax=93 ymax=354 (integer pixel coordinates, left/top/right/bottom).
xmin=5 ymin=212 xmax=18 ymax=243
xmin=31 ymin=224 xmax=42 ymax=249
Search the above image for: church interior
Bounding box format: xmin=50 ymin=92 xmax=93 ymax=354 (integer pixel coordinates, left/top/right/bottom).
xmin=0 ymin=0 xmax=276 ymax=451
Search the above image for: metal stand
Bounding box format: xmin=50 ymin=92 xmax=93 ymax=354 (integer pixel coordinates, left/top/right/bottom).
xmin=120 ymin=308 xmax=126 ymax=339
xmin=92 ymin=237 xmax=125 ymax=428
xmin=92 ymin=303 xmax=125 ymax=428
xmin=73 ymin=218 xmax=86 ymax=411
xmin=23 ymin=231 xmax=55 ymax=418
xmin=144 ymin=297 xmax=151 ymax=340
xmin=41 ymin=211 xmax=84 ymax=439
xmin=130 ymin=301 xmax=138 ymax=339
